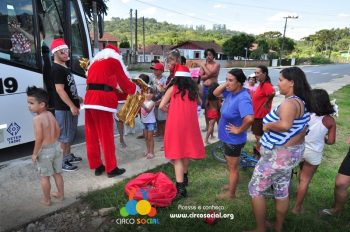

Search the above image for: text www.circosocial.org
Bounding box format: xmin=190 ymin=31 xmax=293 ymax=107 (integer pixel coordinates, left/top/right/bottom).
xmin=169 ymin=212 xmax=234 ymax=220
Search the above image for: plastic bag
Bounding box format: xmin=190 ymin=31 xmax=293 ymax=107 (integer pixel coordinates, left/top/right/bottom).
xmin=125 ymin=172 xmax=177 ymax=207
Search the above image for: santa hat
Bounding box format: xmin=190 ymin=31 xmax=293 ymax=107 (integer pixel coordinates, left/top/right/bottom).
xmin=105 ymin=44 xmax=120 ymax=54
xmin=174 ymin=65 xmax=191 ymax=77
xmin=51 ymin=38 xmax=68 ymax=53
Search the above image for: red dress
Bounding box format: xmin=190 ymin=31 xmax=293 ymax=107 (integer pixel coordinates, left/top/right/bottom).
xmin=164 ymin=86 xmax=205 ymax=160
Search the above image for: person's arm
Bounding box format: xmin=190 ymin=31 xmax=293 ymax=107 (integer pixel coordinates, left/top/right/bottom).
xmin=55 ymin=84 xmax=79 ymax=116
xmin=54 ymin=117 xmax=61 ymax=140
xmin=142 ymin=101 xmax=155 ymax=113
xmin=32 ymin=117 xmax=43 ymax=163
xmin=263 ymin=100 xmax=298 ymax=132
xmin=13 ymin=26 xmax=34 ymax=42
xmin=159 ymin=86 xmax=173 ymax=112
xmin=263 ymin=93 xmax=276 ymax=109
xmin=114 ymin=60 xmax=139 ymax=95
xmin=226 ymin=115 xmax=254 ymax=134
xmin=200 ymin=63 xmax=220 ymax=81
xmin=323 ymin=115 xmax=336 ymax=145
xmin=196 ymin=95 xmax=202 ymax=106
xmin=213 ymin=82 xmax=227 ymax=97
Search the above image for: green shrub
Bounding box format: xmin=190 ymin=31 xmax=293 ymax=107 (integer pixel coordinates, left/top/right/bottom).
xmin=310 ymin=56 xmax=332 ymax=64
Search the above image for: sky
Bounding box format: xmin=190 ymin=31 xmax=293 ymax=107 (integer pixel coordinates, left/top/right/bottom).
xmin=105 ymin=0 xmax=350 ymax=40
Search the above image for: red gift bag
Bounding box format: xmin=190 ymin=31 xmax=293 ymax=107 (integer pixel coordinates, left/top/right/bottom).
xmin=125 ymin=172 xmax=177 ymax=207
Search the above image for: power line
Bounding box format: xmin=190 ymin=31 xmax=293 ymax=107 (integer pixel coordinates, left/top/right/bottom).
xmin=208 ymin=0 xmax=341 ymax=17
xmin=134 ymin=0 xmax=221 ymax=25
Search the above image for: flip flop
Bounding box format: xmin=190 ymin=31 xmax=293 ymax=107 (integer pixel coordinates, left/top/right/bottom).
xmin=319 ymin=208 xmax=336 ymax=216
xmin=146 ymin=153 xmax=155 ymax=159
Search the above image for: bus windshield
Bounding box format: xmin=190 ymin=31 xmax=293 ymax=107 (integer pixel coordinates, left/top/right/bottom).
xmin=0 ymin=0 xmax=38 ymax=68
xmin=0 ymin=0 xmax=88 ymax=75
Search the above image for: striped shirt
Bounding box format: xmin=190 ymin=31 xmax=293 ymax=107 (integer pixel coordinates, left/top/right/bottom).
xmin=260 ymin=96 xmax=310 ymax=150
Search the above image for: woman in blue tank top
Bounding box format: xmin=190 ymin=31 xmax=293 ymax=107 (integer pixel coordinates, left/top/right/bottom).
xmin=247 ymin=67 xmax=313 ymax=232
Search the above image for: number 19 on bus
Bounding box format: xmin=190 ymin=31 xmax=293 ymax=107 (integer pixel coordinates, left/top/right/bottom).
xmin=0 ymin=78 xmax=18 ymax=94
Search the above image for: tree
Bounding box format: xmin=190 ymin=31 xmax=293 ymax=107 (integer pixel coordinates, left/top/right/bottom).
xmin=81 ymin=0 xmax=108 ymax=20
xmin=278 ymin=37 xmax=295 ymax=53
xmin=222 ymin=33 xmax=255 ymax=59
xmin=119 ymin=40 xmax=130 ymax=48
xmin=250 ymin=38 xmax=269 ymax=59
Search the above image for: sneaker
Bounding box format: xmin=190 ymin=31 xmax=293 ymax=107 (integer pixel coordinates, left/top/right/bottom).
xmin=95 ymin=164 xmax=105 ymax=176
xmin=107 ymin=167 xmax=126 ymax=178
xmin=66 ymin=153 xmax=82 ymax=164
xmin=62 ymin=161 xmax=78 ymax=172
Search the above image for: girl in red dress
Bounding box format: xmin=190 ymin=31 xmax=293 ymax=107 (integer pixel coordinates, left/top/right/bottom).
xmin=159 ymin=65 xmax=205 ymax=198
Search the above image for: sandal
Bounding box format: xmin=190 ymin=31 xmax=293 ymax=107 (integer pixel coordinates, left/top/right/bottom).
xmin=319 ymin=208 xmax=337 ymax=216
xmin=146 ymin=153 xmax=155 ymax=159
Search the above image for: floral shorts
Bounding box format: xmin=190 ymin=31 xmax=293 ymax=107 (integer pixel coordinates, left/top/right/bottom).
xmin=248 ymin=144 xmax=304 ymax=199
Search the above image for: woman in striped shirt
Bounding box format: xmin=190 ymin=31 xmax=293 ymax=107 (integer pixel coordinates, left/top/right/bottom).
xmin=247 ymin=67 xmax=312 ymax=232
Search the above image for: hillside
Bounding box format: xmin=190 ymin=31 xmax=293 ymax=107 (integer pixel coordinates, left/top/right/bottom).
xmin=104 ymin=17 xmax=242 ymax=46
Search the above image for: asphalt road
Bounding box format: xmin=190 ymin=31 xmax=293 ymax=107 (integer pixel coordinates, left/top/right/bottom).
xmin=218 ymin=63 xmax=350 ymax=86
xmin=1 ymin=63 xmax=349 ymax=162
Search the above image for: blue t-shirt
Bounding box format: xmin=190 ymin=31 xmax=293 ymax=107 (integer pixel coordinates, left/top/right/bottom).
xmin=218 ymin=89 xmax=253 ymax=145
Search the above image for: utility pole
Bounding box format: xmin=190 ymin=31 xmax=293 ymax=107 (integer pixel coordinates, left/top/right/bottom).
xmin=129 ymin=9 xmax=133 ymax=65
xmin=92 ymin=0 xmax=98 ymax=53
xmin=279 ymin=15 xmax=298 ymax=66
xmin=135 ymin=10 xmax=138 ymax=63
xmin=142 ymin=16 xmax=145 ymax=63
xmin=244 ymin=47 xmax=248 ymax=67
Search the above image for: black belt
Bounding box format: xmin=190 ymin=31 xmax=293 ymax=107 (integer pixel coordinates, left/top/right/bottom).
xmin=87 ymin=84 xmax=114 ymax=92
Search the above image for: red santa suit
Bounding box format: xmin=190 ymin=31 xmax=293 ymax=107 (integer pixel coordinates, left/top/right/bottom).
xmin=84 ymin=44 xmax=137 ymax=174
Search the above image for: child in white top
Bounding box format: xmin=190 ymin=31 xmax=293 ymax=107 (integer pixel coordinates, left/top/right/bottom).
xmin=292 ymin=89 xmax=336 ymax=215
xmin=141 ymin=87 xmax=156 ymax=159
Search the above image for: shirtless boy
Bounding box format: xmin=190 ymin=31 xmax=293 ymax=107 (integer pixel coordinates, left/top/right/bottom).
xmin=27 ymin=86 xmax=64 ymax=206
xmin=200 ymin=48 xmax=220 ymax=131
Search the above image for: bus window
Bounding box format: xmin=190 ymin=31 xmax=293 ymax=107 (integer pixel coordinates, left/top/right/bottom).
xmin=0 ymin=0 xmax=38 ymax=69
xmin=70 ymin=0 xmax=87 ymax=76
xmin=40 ymin=0 xmax=64 ymax=52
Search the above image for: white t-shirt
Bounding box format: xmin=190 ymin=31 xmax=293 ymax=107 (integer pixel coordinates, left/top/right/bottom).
xmin=141 ymin=100 xmax=156 ymax=123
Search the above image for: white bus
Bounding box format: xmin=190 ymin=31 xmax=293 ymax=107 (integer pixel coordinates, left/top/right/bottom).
xmin=0 ymin=0 xmax=94 ymax=149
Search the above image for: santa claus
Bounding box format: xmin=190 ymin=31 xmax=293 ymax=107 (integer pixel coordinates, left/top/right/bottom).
xmin=84 ymin=44 xmax=139 ymax=177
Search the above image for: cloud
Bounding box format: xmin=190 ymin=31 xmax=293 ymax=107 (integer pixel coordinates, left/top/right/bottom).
xmin=338 ymin=13 xmax=349 ymax=18
xmin=140 ymin=7 xmax=157 ymax=16
xmin=188 ymin=13 xmax=196 ymax=17
xmin=121 ymin=0 xmax=130 ymax=3
xmin=268 ymin=12 xmax=299 ymax=21
xmin=213 ymin=4 xmax=226 ymax=9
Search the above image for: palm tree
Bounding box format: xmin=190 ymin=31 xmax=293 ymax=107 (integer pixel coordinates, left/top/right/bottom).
xmin=81 ymin=0 xmax=108 ymax=20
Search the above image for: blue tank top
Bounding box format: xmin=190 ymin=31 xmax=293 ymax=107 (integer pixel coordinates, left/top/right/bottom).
xmin=260 ymin=96 xmax=310 ymax=150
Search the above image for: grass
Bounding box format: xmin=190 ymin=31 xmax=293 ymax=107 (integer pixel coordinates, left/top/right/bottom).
xmin=83 ymin=86 xmax=350 ymax=232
